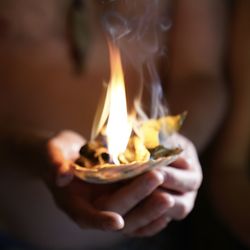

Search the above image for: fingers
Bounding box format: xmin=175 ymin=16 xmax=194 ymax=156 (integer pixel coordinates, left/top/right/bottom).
xmin=47 ymin=143 xmax=73 ymax=186
xmin=73 ymin=197 xmax=124 ymax=231
xmin=47 ymin=131 xmax=85 ymax=187
xmin=121 ymin=157 xmax=200 ymax=236
xmin=166 ymin=192 xmax=197 ymax=220
xmin=170 ymin=157 xmax=192 ymax=170
xmin=46 ymin=141 xmax=73 ymax=186
xmin=123 ymin=190 xmax=174 ymax=234
xmin=159 ymin=158 xmax=200 ymax=221
xmin=122 ymin=191 xmax=196 ymax=236
xmin=56 ymin=188 xmax=125 ymax=231
xmin=129 ymin=215 xmax=171 ymax=237
xmin=96 ymin=170 xmax=164 ymax=215
xmin=159 ymin=165 xmax=202 ymax=193
xmin=53 ymin=130 xmax=86 ymax=161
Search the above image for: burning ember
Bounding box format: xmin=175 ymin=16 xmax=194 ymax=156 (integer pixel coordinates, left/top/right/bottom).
xmin=72 ymin=42 xmax=186 ymax=183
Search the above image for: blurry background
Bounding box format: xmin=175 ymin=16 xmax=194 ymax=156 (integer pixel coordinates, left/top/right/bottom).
xmin=0 ymin=0 xmax=249 ymax=249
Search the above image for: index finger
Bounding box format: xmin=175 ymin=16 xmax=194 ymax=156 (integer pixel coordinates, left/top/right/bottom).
xmin=159 ymin=159 xmax=202 ymax=193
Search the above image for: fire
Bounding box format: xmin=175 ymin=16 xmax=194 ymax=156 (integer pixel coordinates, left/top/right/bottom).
xmin=102 ymin=42 xmax=132 ymax=164
xmin=89 ymin=41 xmax=185 ymax=167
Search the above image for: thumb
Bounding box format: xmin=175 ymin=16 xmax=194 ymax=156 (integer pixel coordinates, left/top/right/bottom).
xmin=47 ymin=141 xmax=74 ymax=187
xmin=55 ymin=161 xmax=74 ymax=187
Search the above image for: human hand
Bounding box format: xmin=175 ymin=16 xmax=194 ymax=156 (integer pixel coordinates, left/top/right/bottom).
xmin=46 ymin=131 xmax=202 ymax=236
xmin=120 ymin=134 xmax=203 ymax=237
xmin=45 ymin=130 xmax=166 ymax=232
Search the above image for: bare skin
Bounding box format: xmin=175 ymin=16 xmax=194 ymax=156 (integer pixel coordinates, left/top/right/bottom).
xmin=0 ymin=0 xmax=226 ymax=248
xmin=166 ymin=0 xmax=228 ymax=151
xmin=47 ymin=131 xmax=201 ymax=237
xmin=209 ymin=1 xmax=250 ymax=246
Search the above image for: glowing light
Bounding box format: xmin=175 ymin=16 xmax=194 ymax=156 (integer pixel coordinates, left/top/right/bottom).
xmin=105 ymin=42 xmax=132 ymax=164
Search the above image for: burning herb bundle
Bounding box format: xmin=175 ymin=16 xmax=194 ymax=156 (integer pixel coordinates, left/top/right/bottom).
xmin=72 ymin=42 xmax=186 ymax=183
xmin=75 ymin=112 xmax=186 ymax=169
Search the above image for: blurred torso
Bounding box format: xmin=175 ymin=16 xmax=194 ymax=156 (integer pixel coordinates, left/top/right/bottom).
xmin=0 ymin=0 xmax=140 ymax=248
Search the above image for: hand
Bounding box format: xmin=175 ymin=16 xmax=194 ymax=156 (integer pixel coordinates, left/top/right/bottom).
xmin=45 ymin=130 xmax=166 ymax=232
xmin=121 ymin=134 xmax=203 ymax=237
xmin=46 ymin=131 xmax=202 ymax=236
xmin=46 ymin=130 xmax=122 ymax=231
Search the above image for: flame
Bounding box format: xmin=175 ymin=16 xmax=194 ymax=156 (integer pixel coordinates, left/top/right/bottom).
xmin=102 ymin=42 xmax=132 ymax=164
xmin=89 ymin=41 xmax=185 ymax=167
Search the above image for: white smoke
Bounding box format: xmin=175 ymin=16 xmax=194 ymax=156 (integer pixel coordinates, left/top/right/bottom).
xmin=99 ymin=0 xmax=171 ymax=120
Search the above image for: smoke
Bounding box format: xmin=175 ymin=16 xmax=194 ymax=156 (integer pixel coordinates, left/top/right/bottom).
xmin=99 ymin=0 xmax=171 ymax=120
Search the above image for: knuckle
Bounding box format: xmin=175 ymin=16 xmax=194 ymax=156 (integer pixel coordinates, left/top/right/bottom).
xmin=177 ymin=203 xmax=191 ymax=220
xmin=195 ymin=175 xmax=202 ymax=190
xmin=153 ymin=192 xmax=173 ymax=210
xmin=191 ymin=171 xmax=203 ymax=191
xmin=165 ymin=170 xmax=176 ymax=186
xmin=144 ymin=171 xmax=163 ymax=187
xmin=189 ymin=177 xmax=201 ymax=191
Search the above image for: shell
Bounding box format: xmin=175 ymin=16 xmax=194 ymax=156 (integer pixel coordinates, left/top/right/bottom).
xmin=72 ymin=153 xmax=179 ymax=184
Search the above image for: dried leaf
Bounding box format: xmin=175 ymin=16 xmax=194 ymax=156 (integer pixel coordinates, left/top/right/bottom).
xmin=119 ymin=136 xmax=150 ymax=163
xmin=150 ymin=145 xmax=183 ymax=160
xmin=159 ymin=111 xmax=187 ymax=135
xmin=134 ymin=136 xmax=150 ymax=162
xmin=140 ymin=112 xmax=187 ymax=149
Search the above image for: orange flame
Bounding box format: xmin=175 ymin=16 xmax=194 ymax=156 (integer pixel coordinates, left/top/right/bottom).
xmin=106 ymin=43 xmax=132 ymax=164
xmin=91 ymin=42 xmax=132 ymax=164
